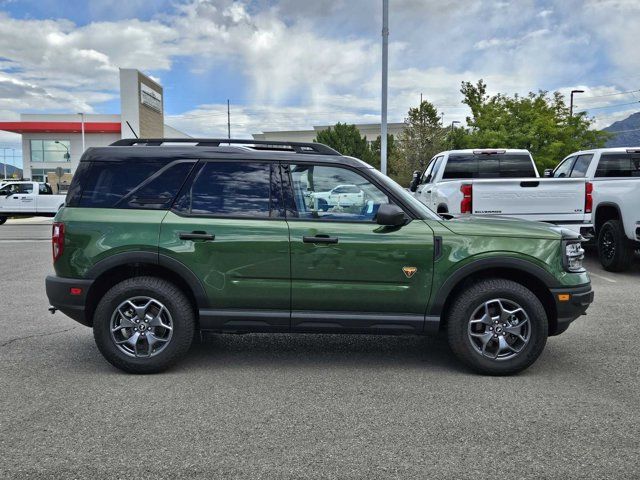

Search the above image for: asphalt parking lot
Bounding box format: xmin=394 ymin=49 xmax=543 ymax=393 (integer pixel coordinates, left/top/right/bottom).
xmin=1 ymin=220 xmax=639 ymax=479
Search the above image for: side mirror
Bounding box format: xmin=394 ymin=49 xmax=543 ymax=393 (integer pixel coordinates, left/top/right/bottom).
xmin=543 ymin=169 xmax=553 ymax=178
xmin=376 ymin=203 xmax=406 ymax=227
xmin=409 ymin=170 xmax=421 ymax=192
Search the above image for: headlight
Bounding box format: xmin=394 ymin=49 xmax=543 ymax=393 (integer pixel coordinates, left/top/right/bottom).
xmin=563 ymin=241 xmax=585 ymax=272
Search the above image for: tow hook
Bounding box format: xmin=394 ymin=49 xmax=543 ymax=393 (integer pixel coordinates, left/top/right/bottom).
xmin=48 ymin=306 xmax=57 ymax=314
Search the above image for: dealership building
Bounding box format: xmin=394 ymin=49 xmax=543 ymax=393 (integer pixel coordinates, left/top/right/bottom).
xmin=0 ymin=69 xmax=188 ymax=186
xmin=253 ymin=122 xmax=405 ymax=145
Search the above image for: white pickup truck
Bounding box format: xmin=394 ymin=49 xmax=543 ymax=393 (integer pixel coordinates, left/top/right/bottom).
xmin=311 ymin=184 xmax=365 ymax=211
xmin=0 ymin=181 xmax=66 ymax=225
xmin=409 ymin=149 xmax=593 ymax=237
xmin=546 ymin=147 xmax=640 ymax=271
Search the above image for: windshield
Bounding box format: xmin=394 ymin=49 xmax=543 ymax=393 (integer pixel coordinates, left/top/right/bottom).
xmin=368 ymin=168 xmax=440 ymax=220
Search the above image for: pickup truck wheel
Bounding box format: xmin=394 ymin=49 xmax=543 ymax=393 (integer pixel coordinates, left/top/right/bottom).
xmin=0 ymin=216 xmax=6 ymax=225
xmin=93 ymin=276 xmax=195 ymax=374
xmin=447 ymin=278 xmax=548 ymax=375
xmin=598 ymin=219 xmax=633 ymax=272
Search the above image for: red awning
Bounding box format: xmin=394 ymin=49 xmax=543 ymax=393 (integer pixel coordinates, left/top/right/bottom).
xmin=0 ymin=121 xmax=121 ymax=134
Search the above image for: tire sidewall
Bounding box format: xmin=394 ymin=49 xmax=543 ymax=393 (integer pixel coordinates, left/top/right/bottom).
xmin=93 ymin=278 xmax=194 ymax=373
xmin=448 ymin=280 xmax=548 ymax=375
xmin=598 ymin=220 xmax=630 ymax=271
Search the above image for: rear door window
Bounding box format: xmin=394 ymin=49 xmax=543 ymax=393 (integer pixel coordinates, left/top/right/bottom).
xmin=173 ymin=161 xmax=280 ymax=217
xmin=120 ymin=161 xmax=196 ymax=209
xmin=595 ymin=154 xmax=640 ymax=177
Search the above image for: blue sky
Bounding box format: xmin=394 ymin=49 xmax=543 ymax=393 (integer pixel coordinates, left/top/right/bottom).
xmin=1 ymin=0 xmax=639 ymax=166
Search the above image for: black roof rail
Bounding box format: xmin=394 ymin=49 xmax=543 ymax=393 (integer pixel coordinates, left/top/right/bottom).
xmin=109 ymin=138 xmax=342 ymax=156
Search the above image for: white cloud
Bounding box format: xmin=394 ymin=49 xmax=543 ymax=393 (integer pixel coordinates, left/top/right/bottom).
xmin=0 ymin=0 xmax=638 ymax=152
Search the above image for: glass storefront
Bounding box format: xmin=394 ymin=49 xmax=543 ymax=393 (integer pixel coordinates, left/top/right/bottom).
xmin=30 ymin=140 xmax=71 ymax=163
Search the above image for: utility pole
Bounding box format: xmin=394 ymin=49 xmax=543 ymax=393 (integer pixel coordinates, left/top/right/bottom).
xmin=227 ymin=99 xmax=231 ymax=140
xmin=380 ymin=0 xmax=389 ymax=175
xmin=2 ymin=148 xmax=6 ymax=180
xmin=440 ymin=112 xmax=445 ymax=125
xmin=569 ymin=89 xmax=584 ymax=117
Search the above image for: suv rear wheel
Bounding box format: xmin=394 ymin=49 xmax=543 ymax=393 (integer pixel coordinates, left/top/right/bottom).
xmin=447 ymin=278 xmax=548 ymax=375
xmin=93 ymin=276 xmax=195 ymax=374
xmin=598 ymin=219 xmax=633 ymax=272
xmin=0 ymin=216 xmax=6 ymax=225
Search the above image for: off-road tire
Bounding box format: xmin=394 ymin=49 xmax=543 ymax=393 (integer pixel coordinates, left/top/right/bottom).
xmin=447 ymin=278 xmax=548 ymax=375
xmin=598 ymin=219 xmax=634 ymax=272
xmin=93 ymin=276 xmax=195 ymax=374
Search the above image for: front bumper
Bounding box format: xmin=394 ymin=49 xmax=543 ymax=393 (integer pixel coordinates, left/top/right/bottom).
xmin=45 ymin=275 xmax=94 ymax=327
xmin=549 ymin=283 xmax=594 ymax=336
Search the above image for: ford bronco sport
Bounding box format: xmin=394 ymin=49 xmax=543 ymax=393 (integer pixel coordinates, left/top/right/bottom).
xmin=46 ymin=139 xmax=593 ymax=375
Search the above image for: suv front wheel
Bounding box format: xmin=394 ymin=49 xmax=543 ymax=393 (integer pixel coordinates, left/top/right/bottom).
xmin=93 ymin=276 xmax=195 ymax=374
xmin=447 ymin=278 xmax=548 ymax=375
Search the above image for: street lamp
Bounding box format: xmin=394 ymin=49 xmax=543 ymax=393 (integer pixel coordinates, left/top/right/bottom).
xmin=570 ymin=89 xmax=585 ymax=117
xmin=77 ymin=112 xmax=85 ymax=153
xmin=54 ymin=140 xmax=71 ymax=160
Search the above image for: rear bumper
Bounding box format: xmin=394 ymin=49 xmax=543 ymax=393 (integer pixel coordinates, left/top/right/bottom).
xmin=549 ymin=283 xmax=594 ymax=336
xmin=45 ymin=275 xmax=94 ymax=327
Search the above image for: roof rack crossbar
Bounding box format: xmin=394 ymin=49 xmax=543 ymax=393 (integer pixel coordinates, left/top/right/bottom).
xmin=109 ymin=138 xmax=341 ymax=155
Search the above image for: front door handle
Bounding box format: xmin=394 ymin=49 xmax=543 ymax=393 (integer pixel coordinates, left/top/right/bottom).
xmin=179 ymin=231 xmax=215 ymax=241
xmin=303 ymin=235 xmax=339 ymax=244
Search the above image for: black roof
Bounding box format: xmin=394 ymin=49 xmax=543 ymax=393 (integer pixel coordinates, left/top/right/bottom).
xmin=79 ymin=138 xmax=372 ymax=169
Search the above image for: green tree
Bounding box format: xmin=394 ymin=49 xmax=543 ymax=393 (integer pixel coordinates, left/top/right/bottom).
xmin=456 ymin=79 xmax=611 ymax=170
xmin=398 ymin=100 xmax=447 ymax=173
xmin=314 ymin=123 xmax=376 ymax=165
xmin=371 ymin=134 xmax=412 ymax=185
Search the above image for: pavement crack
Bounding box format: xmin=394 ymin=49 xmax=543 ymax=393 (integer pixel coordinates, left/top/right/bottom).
xmin=0 ymin=326 xmax=79 ymax=348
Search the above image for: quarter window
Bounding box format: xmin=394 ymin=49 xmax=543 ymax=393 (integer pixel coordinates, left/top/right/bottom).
xmin=174 ymin=162 xmax=276 ymax=217
xmin=287 ymin=164 xmax=389 ymax=222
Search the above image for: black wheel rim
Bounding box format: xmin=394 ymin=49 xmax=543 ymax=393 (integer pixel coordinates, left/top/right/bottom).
xmin=600 ymin=229 xmax=616 ymax=260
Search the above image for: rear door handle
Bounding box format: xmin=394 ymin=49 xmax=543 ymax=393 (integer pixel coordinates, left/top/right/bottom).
xmin=179 ymin=231 xmax=215 ymax=241
xmin=303 ymin=235 xmax=339 ymax=244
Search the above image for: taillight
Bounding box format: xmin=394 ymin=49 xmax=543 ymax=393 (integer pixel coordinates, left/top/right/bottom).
xmin=585 ymin=182 xmax=593 ymax=214
xmin=52 ymin=222 xmax=64 ymax=263
xmin=460 ymin=184 xmax=473 ymax=214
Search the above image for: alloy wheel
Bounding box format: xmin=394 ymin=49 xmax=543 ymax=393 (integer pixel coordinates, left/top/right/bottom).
xmin=110 ymin=296 xmax=174 ymax=358
xmin=467 ymin=298 xmax=531 ymax=361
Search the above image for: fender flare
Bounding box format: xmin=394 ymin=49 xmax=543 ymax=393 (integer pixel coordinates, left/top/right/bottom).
xmin=85 ymin=251 xmax=209 ymax=308
xmin=427 ymin=256 xmax=560 ymax=316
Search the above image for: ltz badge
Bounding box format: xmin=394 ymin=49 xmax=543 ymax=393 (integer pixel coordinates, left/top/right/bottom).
xmin=402 ymin=266 xmax=417 ymax=278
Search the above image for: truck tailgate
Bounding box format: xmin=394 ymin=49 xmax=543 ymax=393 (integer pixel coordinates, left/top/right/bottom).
xmin=471 ymin=178 xmax=588 ymax=222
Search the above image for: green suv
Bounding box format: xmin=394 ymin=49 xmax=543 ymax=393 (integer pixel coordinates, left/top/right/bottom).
xmin=45 ymin=139 xmax=594 ymax=375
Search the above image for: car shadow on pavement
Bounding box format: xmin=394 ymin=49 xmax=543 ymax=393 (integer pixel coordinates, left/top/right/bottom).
xmin=174 ymin=332 xmax=468 ymax=374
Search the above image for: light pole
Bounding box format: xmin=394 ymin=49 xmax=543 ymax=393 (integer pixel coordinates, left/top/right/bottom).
xmin=380 ymin=0 xmax=389 ymax=175
xmin=78 ymin=112 xmax=85 ymax=153
xmin=54 ymin=140 xmax=70 ymax=161
xmin=569 ymin=89 xmax=584 ymax=118
xmin=2 ymin=148 xmax=7 ymax=180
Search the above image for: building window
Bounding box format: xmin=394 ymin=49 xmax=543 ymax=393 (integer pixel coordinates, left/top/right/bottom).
xmin=30 ymin=140 xmax=71 ymax=163
xmin=31 ymin=168 xmax=71 ymax=183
